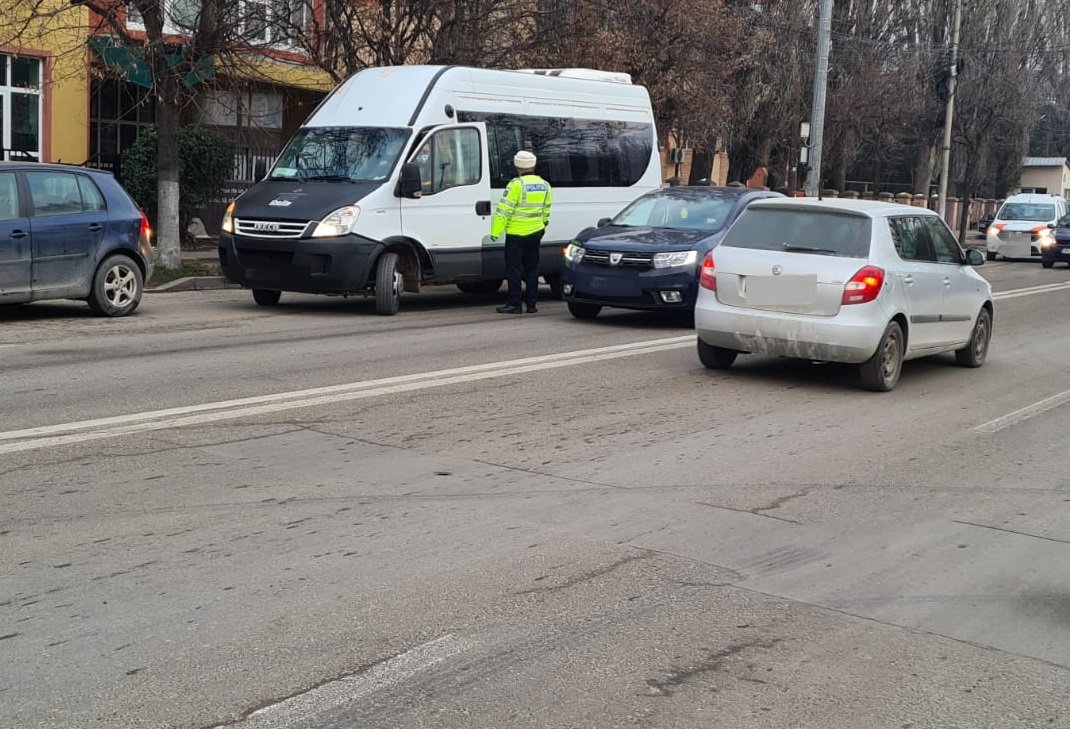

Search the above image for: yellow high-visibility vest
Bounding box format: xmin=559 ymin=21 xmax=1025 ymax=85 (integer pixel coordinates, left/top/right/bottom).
xmin=490 ymin=174 xmax=552 ymax=238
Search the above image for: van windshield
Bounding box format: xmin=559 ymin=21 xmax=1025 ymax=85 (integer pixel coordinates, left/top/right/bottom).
xmin=998 ymin=203 xmax=1056 ymax=222
xmin=269 ymin=127 xmax=410 ymax=182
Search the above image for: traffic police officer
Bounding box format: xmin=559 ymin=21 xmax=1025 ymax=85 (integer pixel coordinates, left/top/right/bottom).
xmin=490 ymin=150 xmax=552 ymax=314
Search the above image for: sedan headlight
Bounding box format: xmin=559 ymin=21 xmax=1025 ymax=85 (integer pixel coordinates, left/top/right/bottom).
xmin=564 ymin=242 xmax=585 ymax=263
xmin=220 ymin=202 xmax=235 ymax=234
xmin=311 ymin=206 xmax=361 ymax=238
xmin=652 ymin=250 xmax=699 ymax=269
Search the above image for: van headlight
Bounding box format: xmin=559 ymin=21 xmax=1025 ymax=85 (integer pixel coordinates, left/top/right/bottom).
xmin=311 ymin=206 xmax=361 ymax=237
xmin=564 ymin=242 xmax=585 ymax=262
xmin=652 ymin=250 xmax=698 ymax=269
xmin=220 ymin=202 xmax=235 ymax=234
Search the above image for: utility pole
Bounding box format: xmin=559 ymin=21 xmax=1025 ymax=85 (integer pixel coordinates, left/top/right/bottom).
xmin=804 ymin=0 xmax=834 ymax=197
xmin=937 ymin=0 xmax=963 ymax=219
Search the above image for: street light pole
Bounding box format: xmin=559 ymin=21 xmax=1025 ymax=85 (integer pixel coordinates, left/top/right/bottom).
xmin=937 ymin=0 xmax=963 ymax=219
xmin=804 ymin=0 xmax=834 ymax=197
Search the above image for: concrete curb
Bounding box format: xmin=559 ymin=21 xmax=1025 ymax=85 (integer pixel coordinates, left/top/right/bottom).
xmin=146 ymin=276 xmax=241 ymax=293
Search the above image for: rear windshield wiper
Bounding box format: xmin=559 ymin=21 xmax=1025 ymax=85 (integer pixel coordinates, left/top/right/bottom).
xmin=782 ymin=243 xmax=838 ymax=255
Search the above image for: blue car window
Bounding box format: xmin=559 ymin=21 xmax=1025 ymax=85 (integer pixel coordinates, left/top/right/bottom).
xmin=26 ymin=171 xmax=85 ymax=217
xmin=0 ymin=172 xmax=18 ymax=221
xmin=77 ymin=175 xmax=107 ymax=212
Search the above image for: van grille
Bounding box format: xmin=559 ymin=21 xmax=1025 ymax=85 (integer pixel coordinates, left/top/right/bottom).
xmin=235 ymin=219 xmax=310 ymax=239
xmin=582 ymin=249 xmax=653 ymax=268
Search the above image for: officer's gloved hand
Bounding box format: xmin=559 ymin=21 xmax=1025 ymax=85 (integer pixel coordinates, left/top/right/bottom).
xmin=481 ymin=235 xmax=503 ymax=247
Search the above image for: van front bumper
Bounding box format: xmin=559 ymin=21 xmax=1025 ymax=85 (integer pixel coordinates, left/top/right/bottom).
xmin=218 ymin=233 xmax=381 ymax=293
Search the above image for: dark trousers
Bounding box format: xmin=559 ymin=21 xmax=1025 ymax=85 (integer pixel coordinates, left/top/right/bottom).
xmin=504 ymin=230 xmax=544 ymax=308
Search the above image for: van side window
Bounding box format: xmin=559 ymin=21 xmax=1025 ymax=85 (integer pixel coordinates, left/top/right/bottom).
xmin=0 ymin=172 xmax=19 ymax=221
xmin=459 ymin=111 xmax=653 ymax=189
xmin=923 ymin=217 xmax=965 ymax=263
xmin=417 ymin=128 xmax=481 ymax=195
xmin=26 ymin=171 xmax=86 ymax=217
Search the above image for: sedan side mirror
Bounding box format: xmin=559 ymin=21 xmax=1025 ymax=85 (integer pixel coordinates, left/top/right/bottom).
xmin=398 ymin=162 xmax=423 ymax=198
xmin=965 ymin=248 xmax=985 ymax=266
xmin=597 ymin=217 xmax=612 ymax=227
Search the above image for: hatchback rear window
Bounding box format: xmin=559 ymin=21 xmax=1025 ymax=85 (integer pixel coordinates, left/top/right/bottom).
xmin=722 ymin=208 xmax=872 ymax=258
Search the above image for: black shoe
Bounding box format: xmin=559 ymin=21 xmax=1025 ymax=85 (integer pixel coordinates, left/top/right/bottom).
xmin=496 ymin=305 xmax=521 ymax=314
xmin=525 ymin=305 xmax=538 ymax=314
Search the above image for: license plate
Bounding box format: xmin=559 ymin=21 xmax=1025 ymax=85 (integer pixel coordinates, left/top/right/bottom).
xmin=588 ymin=275 xmax=640 ymax=296
xmin=246 ymin=268 xmax=280 ymax=281
xmin=745 ymin=275 xmax=817 ymax=306
xmin=1061 ymin=248 xmax=1070 ymax=256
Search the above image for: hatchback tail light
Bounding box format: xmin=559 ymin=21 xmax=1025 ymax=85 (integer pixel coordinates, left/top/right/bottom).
xmin=698 ymin=252 xmax=716 ymax=291
xmin=139 ymin=211 xmax=152 ymax=245
xmin=841 ymin=265 xmax=884 ymax=305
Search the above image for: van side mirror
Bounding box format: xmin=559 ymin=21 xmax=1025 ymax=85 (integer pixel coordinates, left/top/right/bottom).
xmin=1048 ymin=223 xmax=1056 ymax=229
xmin=597 ymin=217 xmax=612 ymax=227
xmin=965 ymin=248 xmax=985 ymax=266
xmin=254 ymin=160 xmax=268 ymax=182
xmin=399 ymin=162 xmax=422 ymax=198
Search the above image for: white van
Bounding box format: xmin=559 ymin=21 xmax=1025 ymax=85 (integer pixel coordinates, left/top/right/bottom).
xmin=985 ymin=192 xmax=1068 ymax=260
xmin=218 ymin=65 xmax=662 ymax=314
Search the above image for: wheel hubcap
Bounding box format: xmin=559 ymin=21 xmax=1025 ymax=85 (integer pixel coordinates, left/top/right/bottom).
xmin=104 ymin=265 xmax=136 ymax=307
xmin=393 ymin=269 xmax=402 ymax=302
xmin=974 ymin=318 xmax=989 ymax=358
xmin=881 ymin=332 xmax=900 ymax=383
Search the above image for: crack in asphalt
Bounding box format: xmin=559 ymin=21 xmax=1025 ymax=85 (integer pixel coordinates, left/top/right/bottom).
xmin=512 ymin=553 xmax=652 ymax=595
xmin=696 ymin=501 xmax=802 ymax=525
xmin=644 ymin=638 xmax=784 ymax=696
xmin=953 ymin=519 xmax=1070 ymax=545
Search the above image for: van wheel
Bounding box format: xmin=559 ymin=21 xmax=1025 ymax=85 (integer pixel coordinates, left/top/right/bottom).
xmin=545 ymin=274 xmax=563 ymax=300
xmin=457 ymin=279 xmax=503 ymax=295
xmin=87 ymin=254 xmax=143 ymax=317
xmin=986 ymin=251 xmax=997 ymax=261
xmin=697 ymin=339 xmax=737 ymax=369
xmin=859 ymin=321 xmax=903 ymax=392
xmin=1042 ymin=260 xmax=1054 ymax=269
xmin=252 ymin=289 xmax=281 ymax=306
xmin=955 ymin=308 xmax=991 ymax=368
xmin=375 ymin=251 xmax=402 ymax=316
xmin=567 ymin=301 xmax=601 ymax=319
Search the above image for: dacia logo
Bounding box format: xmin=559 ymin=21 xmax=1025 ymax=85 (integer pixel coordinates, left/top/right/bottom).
xmin=609 ymin=253 xmax=623 ymax=266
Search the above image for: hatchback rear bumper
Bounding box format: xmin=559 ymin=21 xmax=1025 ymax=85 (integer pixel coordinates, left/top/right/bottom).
xmin=695 ymin=301 xmax=886 ymax=364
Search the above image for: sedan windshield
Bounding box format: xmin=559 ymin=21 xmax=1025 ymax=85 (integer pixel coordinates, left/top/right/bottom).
xmin=998 ymin=203 xmax=1055 ymax=222
xmin=269 ymin=127 xmax=410 ymax=182
xmin=613 ymin=193 xmax=736 ymax=232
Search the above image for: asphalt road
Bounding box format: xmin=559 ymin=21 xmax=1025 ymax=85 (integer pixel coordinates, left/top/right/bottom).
xmin=3 ymin=259 xmax=1070 ymax=729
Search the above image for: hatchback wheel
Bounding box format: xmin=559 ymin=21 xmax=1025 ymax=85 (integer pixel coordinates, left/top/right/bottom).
xmin=87 ymin=254 xmax=143 ymax=317
xmin=859 ymin=321 xmax=904 ymax=392
xmin=697 ymin=339 xmax=738 ymax=370
xmin=955 ymin=307 xmax=991 ymax=368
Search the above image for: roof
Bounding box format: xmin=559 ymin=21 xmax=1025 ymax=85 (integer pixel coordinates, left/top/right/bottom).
xmin=0 ymin=161 xmax=112 ymax=176
xmin=746 ymin=197 xmax=935 ymax=218
xmin=1022 ymin=157 xmax=1069 ymax=168
xmin=651 ymin=186 xmax=778 ymax=200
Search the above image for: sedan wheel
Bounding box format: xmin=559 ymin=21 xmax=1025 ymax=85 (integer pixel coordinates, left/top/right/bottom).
xmin=87 ymin=254 xmax=143 ymax=317
xmin=955 ymin=308 xmax=991 ymax=368
xmin=859 ymin=321 xmax=904 ymax=392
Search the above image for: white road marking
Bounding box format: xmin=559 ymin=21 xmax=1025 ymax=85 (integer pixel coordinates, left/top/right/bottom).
xmin=973 ymin=389 xmax=1070 ymax=434
xmin=992 ymin=281 xmax=1070 ymax=300
xmin=0 ymin=336 xmax=693 ymax=454
xmin=209 ymin=634 xmax=475 ymax=729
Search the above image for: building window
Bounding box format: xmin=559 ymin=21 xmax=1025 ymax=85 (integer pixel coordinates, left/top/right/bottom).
xmin=89 ymin=77 xmax=155 ymax=173
xmin=128 ymin=0 xmax=311 ymax=45
xmin=0 ymin=53 xmax=42 ymax=161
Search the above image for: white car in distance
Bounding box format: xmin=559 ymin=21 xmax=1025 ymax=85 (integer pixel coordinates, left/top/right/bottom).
xmin=694 ymin=199 xmax=994 ymax=392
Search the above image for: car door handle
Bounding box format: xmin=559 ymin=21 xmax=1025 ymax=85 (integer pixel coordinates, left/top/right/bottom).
xmin=88 ymin=223 xmax=103 ymax=232
xmin=475 ymin=200 xmax=492 ymax=216
xmin=943 ymin=277 xmax=952 ymax=287
xmin=902 ymin=275 xmax=914 ymax=285
xmin=10 ymin=229 xmax=27 ymax=239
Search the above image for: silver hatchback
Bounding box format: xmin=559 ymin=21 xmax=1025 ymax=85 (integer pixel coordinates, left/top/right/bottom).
xmin=694 ymin=199 xmax=993 ymax=391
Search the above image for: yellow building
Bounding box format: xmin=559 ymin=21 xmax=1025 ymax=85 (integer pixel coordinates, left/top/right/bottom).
xmin=0 ymin=0 xmax=333 ymax=177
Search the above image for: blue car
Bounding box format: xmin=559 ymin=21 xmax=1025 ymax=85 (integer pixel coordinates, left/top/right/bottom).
xmin=1041 ymin=213 xmax=1070 ymax=268
xmin=0 ymin=162 xmax=153 ymax=316
xmin=561 ymin=186 xmax=782 ymax=319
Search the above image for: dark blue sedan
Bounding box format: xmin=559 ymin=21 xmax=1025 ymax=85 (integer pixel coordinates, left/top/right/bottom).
xmin=561 ymin=186 xmax=782 ymax=319
xmin=1041 ymin=213 xmax=1070 ymax=268
xmin=0 ymin=162 xmax=153 ymax=316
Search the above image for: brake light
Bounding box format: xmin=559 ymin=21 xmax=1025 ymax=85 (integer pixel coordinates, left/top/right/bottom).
xmin=842 ymin=265 xmax=884 ymax=305
xmin=698 ymin=252 xmax=716 ymax=291
xmin=139 ymin=211 xmax=152 ymax=244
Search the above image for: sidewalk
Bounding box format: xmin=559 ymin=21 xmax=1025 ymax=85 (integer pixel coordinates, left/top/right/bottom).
xmin=147 ymin=246 xmax=239 ymax=293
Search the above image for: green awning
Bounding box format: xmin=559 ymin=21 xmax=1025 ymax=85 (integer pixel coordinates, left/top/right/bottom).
xmin=89 ymin=35 xmax=214 ymax=89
